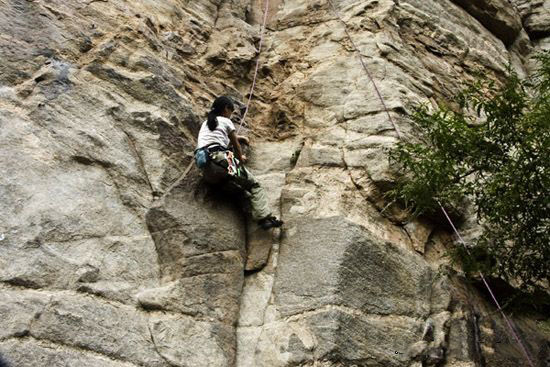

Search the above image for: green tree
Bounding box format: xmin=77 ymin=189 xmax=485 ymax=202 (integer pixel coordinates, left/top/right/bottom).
xmin=389 ymin=54 xmax=550 ymax=289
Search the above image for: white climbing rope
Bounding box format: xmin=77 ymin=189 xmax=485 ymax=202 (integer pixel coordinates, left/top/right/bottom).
xmin=237 ymin=0 xmax=270 ymax=134
xmin=120 ymin=2 xmax=272 ymax=226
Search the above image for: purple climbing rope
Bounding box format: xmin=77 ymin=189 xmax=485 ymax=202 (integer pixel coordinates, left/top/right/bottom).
xmin=438 ymin=202 xmax=536 ymax=367
xmin=327 ymin=0 xmax=402 ymax=140
xmin=237 ymin=0 xmax=270 ymax=134
xmin=327 ymin=0 xmax=535 ymax=364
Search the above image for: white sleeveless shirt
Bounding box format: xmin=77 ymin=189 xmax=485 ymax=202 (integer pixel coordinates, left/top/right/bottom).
xmin=197 ymin=116 xmax=235 ymax=149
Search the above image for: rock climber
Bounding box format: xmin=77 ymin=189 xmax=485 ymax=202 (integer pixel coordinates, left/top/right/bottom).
xmin=194 ymin=96 xmax=283 ymax=230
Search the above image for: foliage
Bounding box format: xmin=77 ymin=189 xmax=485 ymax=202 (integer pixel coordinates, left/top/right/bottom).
xmin=388 ymin=54 xmax=550 ymax=289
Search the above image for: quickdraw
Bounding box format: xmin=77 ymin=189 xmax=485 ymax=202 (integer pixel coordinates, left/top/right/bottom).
xmin=224 ymin=150 xmax=243 ymax=177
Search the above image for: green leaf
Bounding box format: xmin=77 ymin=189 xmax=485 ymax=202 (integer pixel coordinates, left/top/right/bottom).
xmin=389 ymin=52 xmax=550 ymax=290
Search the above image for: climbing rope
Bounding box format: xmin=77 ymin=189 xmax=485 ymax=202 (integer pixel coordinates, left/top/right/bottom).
xmin=326 ymin=0 xmax=402 ymax=140
xmin=438 ymin=202 xmax=536 ymax=367
xmin=149 ymin=1 xmax=270 ymax=201
xmin=237 ymin=0 xmax=270 ymax=134
xmin=123 ymin=2 xmax=272 ymax=212
xmin=327 ymin=1 xmax=535 ymax=365
xmin=115 ymin=3 xmax=535 ymax=364
xmin=161 ymin=2 xmax=271 ymax=196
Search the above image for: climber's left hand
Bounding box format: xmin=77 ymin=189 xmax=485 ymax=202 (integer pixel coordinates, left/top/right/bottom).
xmin=238 ymin=135 xmax=250 ymax=145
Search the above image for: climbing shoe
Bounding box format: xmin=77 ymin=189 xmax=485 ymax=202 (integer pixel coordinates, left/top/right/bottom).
xmin=258 ymin=215 xmax=283 ymax=230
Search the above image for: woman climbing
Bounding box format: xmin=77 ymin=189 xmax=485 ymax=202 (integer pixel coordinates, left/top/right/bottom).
xmin=195 ymin=96 xmax=283 ymax=230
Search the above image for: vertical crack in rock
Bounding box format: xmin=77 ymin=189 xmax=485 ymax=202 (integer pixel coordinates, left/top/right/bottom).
xmin=401 ymin=225 xmax=415 ymax=244
xmin=250 ymin=224 xmax=284 ymax=350
xmin=473 ymin=312 xmax=487 ymax=366
xmin=235 ymin=142 xmax=290 ymax=366
xmin=214 ymin=0 xmax=227 ymax=28
xmin=143 ymin=210 xmax=163 ymax=287
xmin=236 ymin=198 xmax=284 ymax=367
xmin=120 ymin=128 xmax=156 ymax=198
xmin=146 ymin=321 xmax=179 ymax=367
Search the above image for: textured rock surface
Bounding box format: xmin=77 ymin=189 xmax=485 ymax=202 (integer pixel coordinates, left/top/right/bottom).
xmin=1 ymin=0 xmax=549 ymax=366
xmin=450 ymin=0 xmax=523 ymax=46
xmin=512 ymin=0 xmax=550 ymax=38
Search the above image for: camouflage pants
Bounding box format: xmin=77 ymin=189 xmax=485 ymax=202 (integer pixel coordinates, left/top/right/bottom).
xmin=203 ymin=151 xmax=271 ymax=221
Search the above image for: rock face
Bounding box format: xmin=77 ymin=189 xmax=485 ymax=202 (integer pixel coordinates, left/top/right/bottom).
xmin=449 ymin=0 xmax=523 ymax=46
xmin=512 ymin=0 xmax=550 ymax=38
xmin=0 ymin=0 xmax=548 ymax=367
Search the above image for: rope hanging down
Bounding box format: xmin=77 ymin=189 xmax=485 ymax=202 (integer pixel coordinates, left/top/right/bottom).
xmin=438 ymin=202 xmax=536 ymax=367
xmin=327 ymin=0 xmax=402 ymax=140
xmin=237 ymin=0 xmax=270 ymax=134
xmin=165 ymin=2 xmax=270 ymax=192
xmin=327 ymin=1 xmax=535 ymax=365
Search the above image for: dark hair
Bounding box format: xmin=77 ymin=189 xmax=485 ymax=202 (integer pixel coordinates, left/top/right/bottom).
xmin=207 ymin=96 xmax=234 ymax=131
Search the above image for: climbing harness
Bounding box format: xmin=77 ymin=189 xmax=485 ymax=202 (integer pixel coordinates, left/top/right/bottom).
xmin=110 ymin=2 xmax=273 ymax=237
xmin=194 ymin=143 xmax=226 ymax=169
xmin=327 ymin=1 xmax=536 ymax=365
xmin=223 ymin=150 xmax=242 ymax=177
xmin=237 ymin=0 xmax=270 ymax=134
xmin=194 ymin=143 xmax=243 ymax=177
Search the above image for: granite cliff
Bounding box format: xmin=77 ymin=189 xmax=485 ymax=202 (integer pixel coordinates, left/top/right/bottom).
xmin=0 ymin=0 xmax=549 ymax=366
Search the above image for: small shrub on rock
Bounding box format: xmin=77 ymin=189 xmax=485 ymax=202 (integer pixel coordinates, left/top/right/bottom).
xmin=389 ymin=53 xmax=550 ymax=290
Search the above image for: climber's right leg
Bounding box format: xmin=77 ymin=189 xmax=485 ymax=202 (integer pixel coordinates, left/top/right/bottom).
xmin=235 ymin=166 xmax=283 ymax=230
xmin=202 ymin=150 xmax=282 ymax=230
